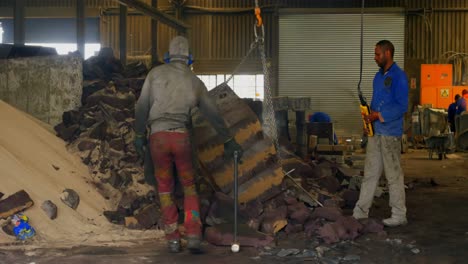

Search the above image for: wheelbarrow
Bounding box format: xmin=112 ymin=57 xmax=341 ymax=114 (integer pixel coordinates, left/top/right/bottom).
xmin=425 ymin=134 xmax=450 ymax=160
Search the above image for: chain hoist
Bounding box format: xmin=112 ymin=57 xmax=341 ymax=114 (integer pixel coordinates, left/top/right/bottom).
xmin=224 ymin=1 xmax=281 ymax=163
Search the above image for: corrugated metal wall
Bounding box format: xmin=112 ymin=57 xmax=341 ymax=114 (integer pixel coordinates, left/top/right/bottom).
xmin=100 ymin=15 xmax=152 ymax=57
xmin=99 ymin=15 xmax=179 ymax=60
xmin=4 ymin=0 xmax=468 ymax=79
xmin=99 ymin=0 xmax=277 ymax=73
xmin=278 ymin=12 xmax=405 ymax=135
xmin=0 ymin=0 xmax=138 ymax=8
xmin=130 ymin=0 xmax=404 ymax=73
xmin=406 ymin=0 xmax=468 ymax=63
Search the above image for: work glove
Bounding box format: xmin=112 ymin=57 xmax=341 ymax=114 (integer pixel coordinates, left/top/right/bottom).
xmin=134 ymin=134 xmax=147 ymax=158
xmin=364 ymin=111 xmax=380 ymax=124
xmin=224 ymin=138 xmax=243 ymax=162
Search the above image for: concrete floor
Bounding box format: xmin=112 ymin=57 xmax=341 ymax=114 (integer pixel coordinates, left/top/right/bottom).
xmin=1 ymin=149 xmax=467 ymax=264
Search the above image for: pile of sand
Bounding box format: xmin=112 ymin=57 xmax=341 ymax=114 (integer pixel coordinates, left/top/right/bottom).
xmin=0 ymin=100 xmax=162 ymax=247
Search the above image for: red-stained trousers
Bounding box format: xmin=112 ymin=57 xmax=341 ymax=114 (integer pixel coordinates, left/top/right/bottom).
xmin=149 ymin=131 xmax=201 ymax=240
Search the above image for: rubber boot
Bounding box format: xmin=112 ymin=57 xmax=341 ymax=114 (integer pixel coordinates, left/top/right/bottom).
xmin=186 ymin=236 xmax=202 ymax=254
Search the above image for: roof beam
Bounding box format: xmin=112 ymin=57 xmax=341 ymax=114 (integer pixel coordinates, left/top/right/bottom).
xmin=115 ymin=0 xmax=189 ymax=33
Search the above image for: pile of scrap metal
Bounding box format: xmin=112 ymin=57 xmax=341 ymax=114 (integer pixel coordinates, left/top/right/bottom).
xmin=0 ymin=43 xmax=57 ymax=59
xmin=193 ymin=84 xmax=384 ymax=246
xmin=53 ymin=51 xmax=383 ymax=244
xmin=81 ymin=47 xmax=149 ymax=106
xmin=54 ymin=50 xmax=160 ymax=229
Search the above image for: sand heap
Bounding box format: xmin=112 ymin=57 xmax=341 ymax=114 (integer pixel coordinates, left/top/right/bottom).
xmin=0 ymin=100 xmax=162 ymax=247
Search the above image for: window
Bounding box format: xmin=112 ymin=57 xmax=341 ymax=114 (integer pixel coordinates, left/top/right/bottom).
xmin=25 ymin=43 xmax=101 ymax=59
xmin=197 ymin=74 xmax=264 ymax=100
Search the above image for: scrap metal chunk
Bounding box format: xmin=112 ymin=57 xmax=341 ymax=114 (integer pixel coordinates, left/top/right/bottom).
xmin=0 ymin=190 xmax=34 ymax=219
xmin=193 ymin=84 xmax=284 ymax=204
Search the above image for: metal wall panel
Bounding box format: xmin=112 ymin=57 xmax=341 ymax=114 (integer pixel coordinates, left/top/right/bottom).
xmin=407 ymin=0 xmax=468 ymax=8
xmin=127 ymin=15 xmax=151 ymax=56
xmin=183 ymin=0 xmax=402 ymax=8
xmin=95 ymin=0 xmax=402 ymax=73
xmin=156 ymin=21 xmax=178 ymax=56
xmin=407 ymin=9 xmax=468 ymax=61
xmin=406 ymin=0 xmax=468 ymax=58
xmin=99 ymin=10 xmax=274 ymax=73
xmin=278 ymin=12 xmax=405 ymax=136
xmin=405 ymin=0 xmax=468 ymax=86
xmin=0 ymin=0 xmax=405 ymax=72
xmin=3 ymin=0 xmax=468 ymax=82
xmin=100 ymin=15 xmax=152 ymax=58
xmin=99 ymin=14 xmax=179 ymax=62
xmin=0 ymin=0 xmax=151 ymax=8
xmin=1 ymin=0 xmax=96 ymax=8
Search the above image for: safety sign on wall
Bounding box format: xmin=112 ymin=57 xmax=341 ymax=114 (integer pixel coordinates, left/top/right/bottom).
xmin=440 ymin=88 xmax=449 ymax=98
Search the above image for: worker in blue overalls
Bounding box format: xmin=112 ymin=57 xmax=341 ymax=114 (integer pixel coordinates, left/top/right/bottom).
xmin=353 ymin=40 xmax=409 ymax=227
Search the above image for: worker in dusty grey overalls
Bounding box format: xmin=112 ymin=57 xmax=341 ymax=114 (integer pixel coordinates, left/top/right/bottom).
xmin=134 ymin=36 xmax=242 ymax=253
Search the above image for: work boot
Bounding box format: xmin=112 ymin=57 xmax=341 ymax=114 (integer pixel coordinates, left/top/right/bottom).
xmin=167 ymin=239 xmax=181 ymax=253
xmin=186 ymin=236 xmax=202 ymax=254
xmin=382 ymin=217 xmax=407 ymax=227
xmin=352 ymin=212 xmax=368 ymax=220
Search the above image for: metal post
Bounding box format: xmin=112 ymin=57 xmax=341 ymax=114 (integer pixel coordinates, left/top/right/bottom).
xmin=151 ymin=0 xmax=159 ymax=67
xmin=175 ymin=5 xmax=182 ymax=20
xmin=233 ymin=151 xmax=239 ymax=245
xmin=276 ymin=110 xmax=290 ymax=141
xmin=119 ymin=4 xmax=127 ymax=65
xmin=13 ymin=0 xmax=25 ymax=45
xmin=296 ymin=110 xmax=305 ymax=157
xmin=76 ymin=0 xmax=85 ymax=58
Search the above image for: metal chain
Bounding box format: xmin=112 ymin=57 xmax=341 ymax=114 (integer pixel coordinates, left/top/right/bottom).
xmin=225 ymin=0 xmax=262 ymax=84
xmin=226 ymin=0 xmax=282 ymax=164
xmin=224 ymin=41 xmax=259 ymax=84
xmin=253 ymin=0 xmax=281 ymax=162
xmin=257 ymin=31 xmax=281 ymax=164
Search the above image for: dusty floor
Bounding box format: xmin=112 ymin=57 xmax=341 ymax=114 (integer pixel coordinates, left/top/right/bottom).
xmin=1 ymin=149 xmax=467 ymax=264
